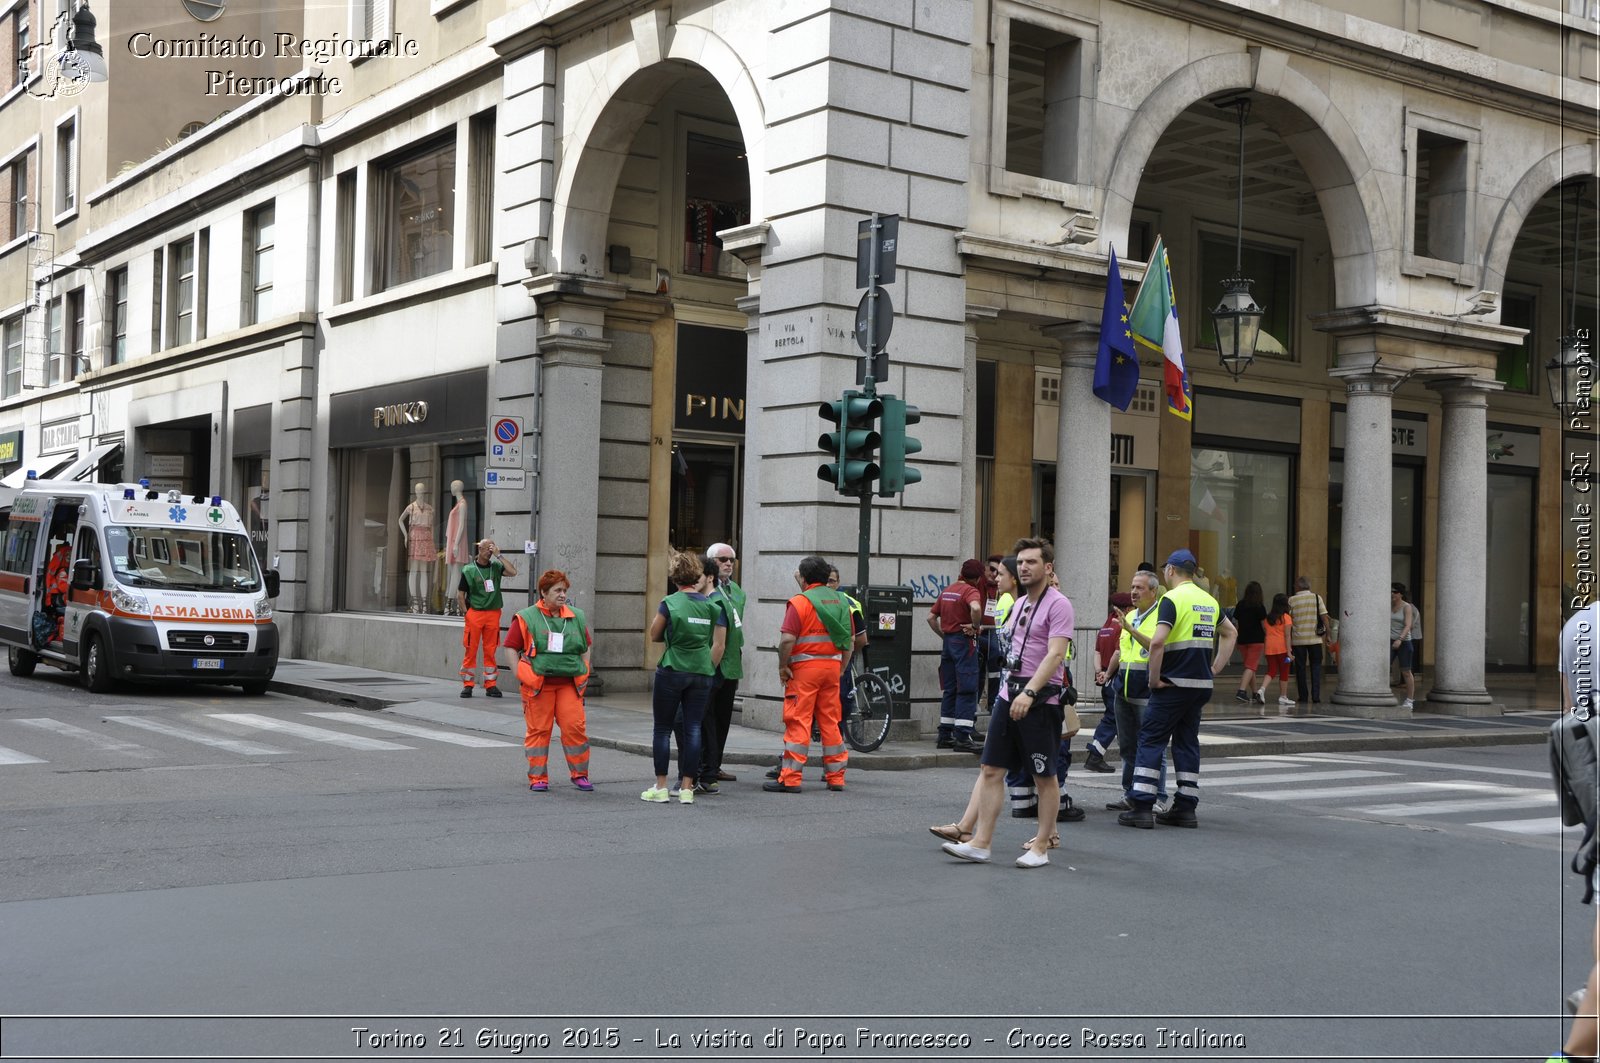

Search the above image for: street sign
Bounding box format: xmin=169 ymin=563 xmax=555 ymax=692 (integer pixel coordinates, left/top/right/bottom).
xmin=487 ymin=415 xmax=523 ymax=469
xmin=484 ymin=468 xmax=527 ymax=490
xmin=856 ymin=214 xmax=899 ymax=289
xmin=854 ymin=289 xmax=893 ymax=355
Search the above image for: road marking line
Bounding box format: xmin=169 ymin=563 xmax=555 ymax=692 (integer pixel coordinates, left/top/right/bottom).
xmin=0 ymin=743 xmax=46 ymax=764
xmin=1350 ymin=794 xmax=1555 ymax=816
xmin=1298 ymin=751 xmax=1550 ymax=779
xmin=106 ymin=716 xmax=289 ymax=756
xmin=1197 ymin=759 xmax=1326 ymax=774
xmin=207 ymin=713 xmax=413 ymax=751
xmin=1234 ymin=781 xmax=1519 ymax=801
xmin=305 ymin=712 xmax=516 ymax=748
xmin=14 ymin=718 xmax=158 ymax=757
xmin=1207 ymin=769 xmax=1394 ymax=787
xmin=1471 ymin=818 xmax=1577 ymax=835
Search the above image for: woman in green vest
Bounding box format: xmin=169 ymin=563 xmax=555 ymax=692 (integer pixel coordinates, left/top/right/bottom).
xmin=644 ymin=551 xmax=726 ymax=805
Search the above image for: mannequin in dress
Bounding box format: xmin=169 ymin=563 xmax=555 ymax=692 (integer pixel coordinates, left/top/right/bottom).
xmin=398 ymin=482 xmax=437 ymax=613
xmin=444 ymin=479 xmax=471 ymax=616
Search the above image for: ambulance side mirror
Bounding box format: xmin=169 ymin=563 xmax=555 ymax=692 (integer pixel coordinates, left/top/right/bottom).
xmin=70 ymin=559 xmax=98 ymax=591
xmin=265 ymin=569 xmax=280 ymax=599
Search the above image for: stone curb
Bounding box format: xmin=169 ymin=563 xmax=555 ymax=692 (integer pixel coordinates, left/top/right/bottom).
xmin=268 ymin=677 xmax=1551 ymax=771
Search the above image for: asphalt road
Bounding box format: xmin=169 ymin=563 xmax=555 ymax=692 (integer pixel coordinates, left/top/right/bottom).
xmin=0 ymin=669 xmax=1588 ymax=1062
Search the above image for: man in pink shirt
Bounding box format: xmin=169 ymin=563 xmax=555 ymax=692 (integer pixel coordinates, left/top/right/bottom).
xmin=940 ymin=538 xmax=1076 ymax=869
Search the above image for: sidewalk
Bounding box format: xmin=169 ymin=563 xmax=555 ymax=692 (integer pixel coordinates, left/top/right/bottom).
xmin=266 ymin=659 xmax=1562 ymax=770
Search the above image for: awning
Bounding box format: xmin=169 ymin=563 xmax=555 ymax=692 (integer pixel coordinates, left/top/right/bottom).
xmin=0 ymin=456 xmax=72 ymax=490
xmin=54 ymin=442 xmax=121 ymax=483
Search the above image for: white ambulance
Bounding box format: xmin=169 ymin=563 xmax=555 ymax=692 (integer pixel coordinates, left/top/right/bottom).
xmin=0 ymin=476 xmax=280 ymax=693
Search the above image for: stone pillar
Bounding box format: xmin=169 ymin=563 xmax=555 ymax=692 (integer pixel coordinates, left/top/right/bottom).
xmin=1045 ymin=320 xmax=1111 ymax=661
xmin=1424 ymin=377 xmax=1502 ymax=714
xmin=1330 ymin=368 xmax=1405 ymax=716
xmin=526 ymin=277 xmax=625 ymax=619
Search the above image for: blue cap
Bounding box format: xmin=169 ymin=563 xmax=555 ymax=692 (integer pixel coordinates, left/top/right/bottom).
xmin=1164 ymin=549 xmax=1198 ymax=570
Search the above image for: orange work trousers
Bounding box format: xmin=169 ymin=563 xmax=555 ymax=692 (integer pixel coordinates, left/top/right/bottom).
xmin=522 ymin=678 xmax=590 ymax=783
xmin=460 ymin=607 xmax=501 ymax=688
xmin=779 ymin=660 xmax=847 ymax=787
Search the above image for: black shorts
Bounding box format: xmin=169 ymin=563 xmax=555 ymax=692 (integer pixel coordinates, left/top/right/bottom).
xmin=980 ymin=695 xmax=1064 ymax=778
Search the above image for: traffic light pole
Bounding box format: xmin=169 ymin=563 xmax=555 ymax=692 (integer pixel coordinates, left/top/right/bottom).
xmin=857 ymin=213 xmax=884 ymax=591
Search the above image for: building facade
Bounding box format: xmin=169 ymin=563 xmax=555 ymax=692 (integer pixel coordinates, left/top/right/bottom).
xmin=0 ymin=0 xmax=1592 ymax=725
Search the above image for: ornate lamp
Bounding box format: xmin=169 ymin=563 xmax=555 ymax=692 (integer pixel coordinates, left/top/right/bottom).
xmin=1210 ymin=98 xmax=1264 ymax=381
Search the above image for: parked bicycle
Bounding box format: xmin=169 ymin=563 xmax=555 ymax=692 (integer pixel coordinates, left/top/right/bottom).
xmin=842 ymin=651 xmax=893 ymax=753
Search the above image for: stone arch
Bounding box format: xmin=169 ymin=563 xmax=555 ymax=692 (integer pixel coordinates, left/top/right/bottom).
xmin=550 ymin=22 xmax=765 ymax=276
xmin=1101 ymin=52 xmax=1395 ymax=307
xmin=1480 ymin=144 xmax=1597 ymax=298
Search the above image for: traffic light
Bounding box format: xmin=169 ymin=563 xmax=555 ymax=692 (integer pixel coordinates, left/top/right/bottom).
xmin=817 ymin=390 xmax=882 ymax=494
xmin=877 ymin=395 xmax=922 ymax=496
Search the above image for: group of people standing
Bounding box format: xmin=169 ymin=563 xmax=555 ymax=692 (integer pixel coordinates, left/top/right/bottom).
xmin=1229 ymin=578 xmax=1336 ymax=711
xmin=931 ymin=544 xmax=1241 ymax=869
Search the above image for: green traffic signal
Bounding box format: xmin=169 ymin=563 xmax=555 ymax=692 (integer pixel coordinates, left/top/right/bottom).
xmin=816 ymin=391 xmax=881 ymax=493
xmin=878 ymin=395 xmax=922 ymax=496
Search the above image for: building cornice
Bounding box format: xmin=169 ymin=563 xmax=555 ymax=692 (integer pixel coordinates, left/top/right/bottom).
xmin=1126 ymin=0 xmax=1597 ymax=126
xmin=76 ymin=315 xmax=318 ymax=393
xmin=957 ymin=231 xmax=1148 ymax=285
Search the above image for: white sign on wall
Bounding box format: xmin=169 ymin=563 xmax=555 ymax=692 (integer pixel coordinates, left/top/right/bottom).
xmin=40 ymin=419 xmax=79 ymax=455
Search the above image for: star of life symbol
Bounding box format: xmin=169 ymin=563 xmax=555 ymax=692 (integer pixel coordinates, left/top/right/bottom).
xmin=169 ymin=505 xmax=188 ymax=522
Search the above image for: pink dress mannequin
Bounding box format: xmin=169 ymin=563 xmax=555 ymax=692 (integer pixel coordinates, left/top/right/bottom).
xmin=444 ymin=480 xmax=470 ymax=615
xmin=398 ymin=482 xmax=437 ymax=612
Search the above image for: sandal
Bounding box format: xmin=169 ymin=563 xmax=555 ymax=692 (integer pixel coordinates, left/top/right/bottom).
xmin=1020 ymin=833 xmax=1061 ymax=851
xmin=929 ymin=823 xmax=974 ymax=844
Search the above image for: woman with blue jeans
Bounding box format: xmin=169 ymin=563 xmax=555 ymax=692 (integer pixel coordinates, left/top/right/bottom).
xmin=645 ymin=551 xmax=726 ymax=805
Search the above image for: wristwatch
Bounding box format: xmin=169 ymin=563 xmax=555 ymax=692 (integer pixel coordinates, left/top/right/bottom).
xmin=1022 ymin=688 xmax=1038 ymax=699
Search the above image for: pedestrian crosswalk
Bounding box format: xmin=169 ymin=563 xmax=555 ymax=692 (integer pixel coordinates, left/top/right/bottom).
xmin=1073 ymin=751 xmax=1577 ymax=840
xmin=0 ymin=709 xmax=519 ymax=766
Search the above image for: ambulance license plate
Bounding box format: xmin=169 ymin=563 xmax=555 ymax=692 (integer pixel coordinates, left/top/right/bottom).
xmin=192 ymin=658 xmax=224 ymax=670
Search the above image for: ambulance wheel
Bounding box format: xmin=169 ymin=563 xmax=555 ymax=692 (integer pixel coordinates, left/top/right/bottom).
xmin=239 ymin=680 xmax=270 ymax=696
xmin=8 ymin=646 xmax=37 ymax=677
xmin=82 ymin=635 xmax=114 ymax=693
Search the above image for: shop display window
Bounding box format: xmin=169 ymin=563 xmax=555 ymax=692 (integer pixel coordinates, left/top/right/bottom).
xmin=340 ymin=442 xmax=484 ymax=615
xmin=1189 ymin=447 xmax=1294 ymax=605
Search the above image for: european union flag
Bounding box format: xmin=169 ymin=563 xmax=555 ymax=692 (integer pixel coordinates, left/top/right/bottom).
xmin=1093 ymin=247 xmax=1139 ymax=411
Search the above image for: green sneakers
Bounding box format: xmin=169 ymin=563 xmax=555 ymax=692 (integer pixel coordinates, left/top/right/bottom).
xmin=640 ymin=787 xmax=669 ymax=803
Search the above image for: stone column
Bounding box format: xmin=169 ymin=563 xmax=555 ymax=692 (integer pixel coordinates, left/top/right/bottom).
xmin=1424 ymin=377 xmax=1502 ymax=714
xmin=526 ymin=277 xmax=625 ymax=619
xmin=1045 ymin=320 xmax=1111 ymax=660
xmin=1330 ymin=368 xmax=1405 ymax=716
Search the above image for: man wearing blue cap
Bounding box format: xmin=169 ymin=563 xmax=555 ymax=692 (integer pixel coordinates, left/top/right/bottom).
xmin=1118 ymin=548 xmax=1237 ymax=829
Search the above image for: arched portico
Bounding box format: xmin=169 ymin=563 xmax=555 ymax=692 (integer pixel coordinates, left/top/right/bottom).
xmin=1099 ymin=51 xmax=1394 ymax=308
xmin=550 ymin=22 xmax=766 ymax=276
xmin=1480 ymin=144 xmax=1598 ymax=298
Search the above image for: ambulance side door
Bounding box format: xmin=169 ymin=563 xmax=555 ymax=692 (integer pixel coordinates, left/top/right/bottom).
xmin=63 ymin=525 xmax=102 ymax=653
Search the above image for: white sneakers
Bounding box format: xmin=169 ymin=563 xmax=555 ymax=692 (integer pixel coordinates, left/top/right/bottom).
xmin=1401 ymin=698 xmax=1414 ymax=710
xmin=941 ymin=841 xmax=991 ymax=863
xmin=1015 ymin=847 xmax=1049 ymax=869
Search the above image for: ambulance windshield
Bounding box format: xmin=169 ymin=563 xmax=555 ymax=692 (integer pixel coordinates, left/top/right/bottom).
xmin=104 ymin=526 xmax=262 ymax=592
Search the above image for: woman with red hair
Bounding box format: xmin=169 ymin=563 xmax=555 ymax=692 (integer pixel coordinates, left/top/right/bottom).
xmin=503 ymin=569 xmax=594 ymax=792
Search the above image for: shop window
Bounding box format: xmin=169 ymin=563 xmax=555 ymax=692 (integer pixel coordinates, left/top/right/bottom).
xmin=1198 ymin=234 xmax=1296 ymax=360
xmin=339 ymin=442 xmax=484 ymax=615
xmin=2 ymin=313 xmax=19 ymax=397
xmin=53 ymin=111 xmax=75 ymax=218
xmin=1189 ymin=447 xmax=1294 ymax=603
xmin=1486 ymin=470 xmax=1534 ymax=668
xmin=334 ymin=169 xmax=356 ymax=302
xmin=1003 ymin=19 xmax=1084 ymax=183
xmin=682 ymin=133 xmax=749 ymax=279
xmin=1495 ymin=292 xmax=1535 ymax=394
xmin=106 ymin=265 xmax=127 ymax=365
xmin=236 ymin=455 xmax=269 ymax=567
xmin=372 ymin=135 xmax=455 ymax=292
xmin=242 ymin=202 xmax=275 ymax=325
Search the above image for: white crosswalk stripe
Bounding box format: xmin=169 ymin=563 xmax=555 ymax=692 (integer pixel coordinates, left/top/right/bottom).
xmin=107 ymin=715 xmax=289 ymax=756
xmin=1352 ymin=794 xmax=1554 ymax=816
xmin=305 ymin=712 xmax=517 ymax=748
xmin=0 ymin=743 xmax=46 ymax=764
xmin=1207 ymin=769 xmax=1396 ymax=787
xmin=1473 ymin=818 xmax=1576 ymax=835
xmin=207 ymin=714 xmax=414 ymax=751
xmin=1235 ymin=780 xmax=1520 ymax=802
xmin=14 ymin=718 xmax=158 ymax=758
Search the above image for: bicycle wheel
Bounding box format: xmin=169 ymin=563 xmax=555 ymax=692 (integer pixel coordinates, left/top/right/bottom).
xmin=845 ymin=671 xmax=893 ymax=753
